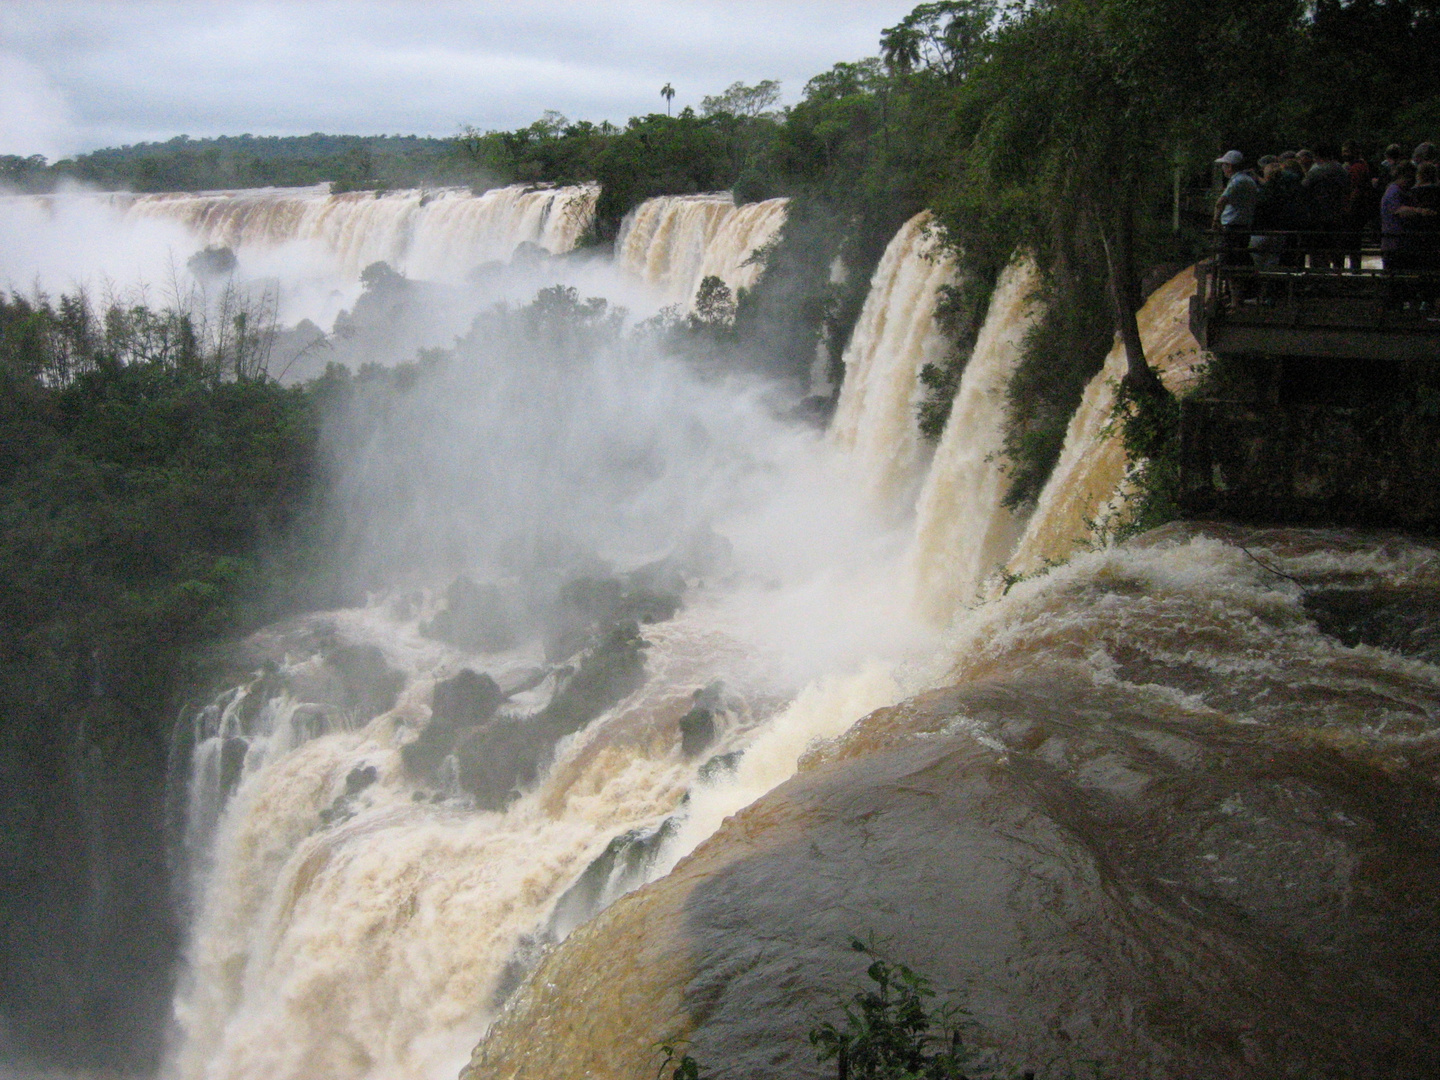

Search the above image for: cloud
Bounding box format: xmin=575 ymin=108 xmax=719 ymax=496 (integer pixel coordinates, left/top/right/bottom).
xmin=0 ymin=0 xmax=915 ymax=150
xmin=0 ymin=50 xmax=79 ymax=159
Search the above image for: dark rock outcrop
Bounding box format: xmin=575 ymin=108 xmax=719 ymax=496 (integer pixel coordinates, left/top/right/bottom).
xmin=404 ymin=623 xmax=649 ymax=810
xmin=401 ymin=669 xmax=503 ymax=777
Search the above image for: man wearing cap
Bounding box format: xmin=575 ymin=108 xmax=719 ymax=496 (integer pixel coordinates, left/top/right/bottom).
xmin=1213 ymin=150 xmax=1259 ymax=286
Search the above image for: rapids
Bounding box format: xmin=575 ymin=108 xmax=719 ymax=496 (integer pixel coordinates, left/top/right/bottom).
xmin=466 ymin=523 xmax=1440 ymax=1080
xmin=107 ymin=184 xmax=1435 ymax=1080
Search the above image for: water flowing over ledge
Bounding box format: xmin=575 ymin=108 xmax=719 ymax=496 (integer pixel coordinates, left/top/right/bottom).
xmin=828 ymin=210 xmax=956 ymax=509
xmin=614 ymin=193 xmax=789 ymax=306
xmin=142 ymin=190 xmax=1439 ymax=1080
xmin=6 ymin=183 xmax=599 ymax=286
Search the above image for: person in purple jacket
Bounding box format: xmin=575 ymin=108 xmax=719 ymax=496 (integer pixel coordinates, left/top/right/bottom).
xmin=1380 ymin=161 xmax=1436 ymax=272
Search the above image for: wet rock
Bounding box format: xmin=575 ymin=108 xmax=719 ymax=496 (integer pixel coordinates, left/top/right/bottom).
xmin=1304 ymin=585 xmax=1440 ymax=663
xmin=218 ymin=736 xmax=248 ymax=797
xmin=678 ymin=682 xmax=726 ymax=758
xmin=467 ymin=682 xmax=1440 ymax=1080
xmin=545 ymin=562 xmax=687 ymax=662
xmin=451 ymin=720 xmax=536 ymax=811
xmin=432 ymin=669 xmax=504 ymax=725
xmin=186 ymin=244 xmax=237 ymax=279
xmin=401 ymin=669 xmax=503 ymax=778
xmin=547 ymin=819 xmax=679 ymax=939
xmin=325 ymin=643 xmax=403 ymax=721
xmin=697 ymin=749 xmax=743 ymax=782
xmin=320 ymin=762 xmax=380 ymax=826
xmin=491 ymin=932 xmax=554 ymax=1010
xmin=448 ymin=622 xmax=649 ymax=809
xmin=344 ymin=764 xmax=378 ymax=795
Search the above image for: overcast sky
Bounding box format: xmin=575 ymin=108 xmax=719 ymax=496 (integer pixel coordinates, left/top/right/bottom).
xmin=0 ymin=1 xmax=916 ymax=159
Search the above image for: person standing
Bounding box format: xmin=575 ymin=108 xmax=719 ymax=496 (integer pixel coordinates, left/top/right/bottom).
xmin=1304 ymin=143 xmax=1350 ymax=268
xmin=1213 ymin=150 xmax=1259 ymax=293
xmin=1380 ymin=161 xmax=1435 ymax=273
xmin=1341 ymin=141 xmax=1374 ymax=269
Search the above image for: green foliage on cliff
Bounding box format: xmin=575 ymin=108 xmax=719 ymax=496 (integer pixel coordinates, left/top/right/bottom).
xmin=659 ymin=939 xmax=979 ymax=1080
xmin=0 ymin=289 xmax=329 ymax=1071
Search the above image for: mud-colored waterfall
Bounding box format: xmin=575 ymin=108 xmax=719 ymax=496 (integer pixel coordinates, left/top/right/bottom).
xmin=827 ymin=211 xmax=957 ymax=507
xmin=614 ymin=193 xmax=788 ymax=305
xmin=464 ymin=524 xmax=1440 ymax=1080
xmin=167 ymin=608 xmax=723 ymax=1080
xmin=1006 ymin=267 xmax=1204 ymax=576
xmin=116 ymin=183 xmax=599 ymax=281
xmin=160 ymin=253 xmax=933 ymax=1080
xmin=147 ymin=178 xmax=1440 ymax=1080
xmin=906 ymin=260 xmax=1039 ymax=622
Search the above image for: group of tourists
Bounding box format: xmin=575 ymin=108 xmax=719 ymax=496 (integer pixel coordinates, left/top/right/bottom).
xmin=1212 ymin=142 xmax=1440 ymax=272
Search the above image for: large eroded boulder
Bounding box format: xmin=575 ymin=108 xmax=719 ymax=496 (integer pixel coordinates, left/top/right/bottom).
xmin=465 ymin=526 xmax=1440 ymax=1080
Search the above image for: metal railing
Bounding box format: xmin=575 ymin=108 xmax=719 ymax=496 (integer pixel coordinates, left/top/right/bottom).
xmin=1198 ymin=230 xmax=1440 ymax=326
xmin=1191 ymin=230 xmax=1440 ymax=361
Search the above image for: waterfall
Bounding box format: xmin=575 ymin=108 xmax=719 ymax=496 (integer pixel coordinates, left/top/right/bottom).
xmin=828 ymin=211 xmax=957 ymax=508
xmin=138 ymin=202 xmax=1236 ymax=1080
xmin=160 ymin=267 xmax=937 ymax=1080
xmin=614 ymin=193 xmax=788 ymax=305
xmin=1005 ymin=267 xmax=1203 ymax=577
xmin=461 ymin=525 xmax=1440 ymax=1080
xmin=906 ymin=260 xmax=1039 ymax=623
xmin=115 ymin=183 xmax=599 ymax=281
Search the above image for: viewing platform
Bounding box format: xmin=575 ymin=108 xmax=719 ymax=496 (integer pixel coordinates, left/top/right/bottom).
xmin=1189 ymin=234 xmax=1440 ymax=363
xmin=1180 ymin=236 xmax=1440 ymax=531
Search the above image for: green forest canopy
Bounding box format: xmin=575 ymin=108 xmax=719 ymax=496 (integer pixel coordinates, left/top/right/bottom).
xmin=8 ymin=1 xmax=1438 ymax=501
xmin=5 ymin=2 xmax=1440 ymax=1070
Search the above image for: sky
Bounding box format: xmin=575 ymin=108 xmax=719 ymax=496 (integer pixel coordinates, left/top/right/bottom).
xmin=0 ymin=0 xmax=917 ymax=159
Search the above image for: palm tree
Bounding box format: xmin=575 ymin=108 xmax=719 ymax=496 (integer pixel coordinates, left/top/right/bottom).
xmin=661 ymin=83 xmax=675 ymax=115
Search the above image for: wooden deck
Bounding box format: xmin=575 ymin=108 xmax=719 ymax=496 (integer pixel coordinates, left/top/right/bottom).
xmin=1190 ymin=245 xmax=1440 ymax=363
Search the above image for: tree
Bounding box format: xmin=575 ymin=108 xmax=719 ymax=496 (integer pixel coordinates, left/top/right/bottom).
xmin=960 ymin=0 xmax=1300 ymax=391
xmin=880 ymin=1 xmax=998 ymax=82
xmin=661 ymin=82 xmax=676 ymax=115
xmin=701 ymin=79 xmax=783 ymax=118
xmin=690 ymin=275 xmax=736 ymax=332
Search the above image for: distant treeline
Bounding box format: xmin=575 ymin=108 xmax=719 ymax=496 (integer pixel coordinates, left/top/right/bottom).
xmin=455 ymin=0 xmax=1440 ymax=502
xmin=0 ymin=132 xmax=474 ymax=194
xmin=6 ymin=2 xmax=1438 ymax=505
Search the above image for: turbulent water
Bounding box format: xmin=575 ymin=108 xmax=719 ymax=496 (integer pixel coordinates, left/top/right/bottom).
xmin=468 ymin=523 xmax=1440 ymax=1079
xmin=1007 ymin=268 xmax=1204 ymax=576
xmin=25 ymin=177 xmax=1421 ymax=1079
xmin=102 ymin=183 xmax=595 ymax=282
xmin=906 ymin=260 xmax=1039 ymax=622
xmin=827 ymin=211 xmax=956 ymax=508
xmin=614 ymin=193 xmax=788 ymax=306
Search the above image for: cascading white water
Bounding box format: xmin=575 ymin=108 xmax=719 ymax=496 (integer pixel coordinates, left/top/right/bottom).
xmin=614 ymin=193 xmax=788 ymax=305
xmin=0 ymin=183 xmax=601 ymax=333
xmin=116 ymin=183 xmax=599 ymax=281
xmin=906 ymin=260 xmax=1039 ymax=623
xmin=1005 ymin=267 xmax=1204 ymax=577
xmin=827 ymin=211 xmax=957 ymax=509
xmin=162 ymin=218 xmax=938 ymax=1079
xmin=164 ymin=205 xmax=1175 ymax=1080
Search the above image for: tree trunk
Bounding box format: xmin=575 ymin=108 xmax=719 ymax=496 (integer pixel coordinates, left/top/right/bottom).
xmin=1100 ymin=199 xmax=1164 ymax=395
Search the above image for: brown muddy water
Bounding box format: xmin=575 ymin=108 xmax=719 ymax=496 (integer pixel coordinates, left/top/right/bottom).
xmin=468 ymin=523 xmax=1440 ymax=1080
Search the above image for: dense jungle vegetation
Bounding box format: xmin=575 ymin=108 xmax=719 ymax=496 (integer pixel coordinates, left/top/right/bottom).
xmin=0 ymin=133 xmax=467 ymax=194
xmin=4 ymin=0 xmax=1440 ymax=1072
xmin=0 ymin=289 xmax=335 ymax=1068
xmin=451 ymin=0 xmax=1440 ymax=504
